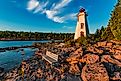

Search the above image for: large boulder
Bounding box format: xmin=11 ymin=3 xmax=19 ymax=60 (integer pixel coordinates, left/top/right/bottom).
xmin=81 ymin=63 xmax=109 ymax=81
xmin=106 ymin=42 xmax=113 ymax=47
xmin=69 ymin=64 xmax=80 ymax=75
xmin=110 ymin=40 xmax=121 ymax=45
xmin=113 ymin=49 xmax=121 ymax=61
xmin=113 ymin=45 xmax=121 ymax=50
xmin=80 ymin=54 xmax=99 ymax=64
xmin=87 ymin=46 xmax=103 ymax=54
xmin=101 ymin=55 xmax=121 ymax=67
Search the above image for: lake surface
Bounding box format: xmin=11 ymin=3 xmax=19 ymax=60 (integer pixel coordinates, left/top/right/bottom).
xmin=0 ymin=40 xmax=51 ymax=71
xmin=0 ymin=40 xmax=51 ymax=48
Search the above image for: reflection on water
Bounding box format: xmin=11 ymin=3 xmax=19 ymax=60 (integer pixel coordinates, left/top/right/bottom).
xmin=0 ymin=40 xmax=51 ymax=71
xmin=0 ymin=48 xmax=37 ymax=71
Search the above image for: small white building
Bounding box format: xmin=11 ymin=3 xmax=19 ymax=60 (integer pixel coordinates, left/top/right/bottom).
xmin=74 ymin=8 xmax=89 ymax=40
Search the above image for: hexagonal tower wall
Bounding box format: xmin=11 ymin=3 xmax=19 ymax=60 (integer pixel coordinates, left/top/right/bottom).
xmin=74 ymin=8 xmax=89 ymax=40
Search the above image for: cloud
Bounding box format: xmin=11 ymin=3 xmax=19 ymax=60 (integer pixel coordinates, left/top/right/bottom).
xmin=44 ymin=10 xmax=65 ymax=23
xmin=43 ymin=0 xmax=74 ymax=23
xmin=33 ymin=1 xmax=49 ymax=13
xmin=44 ymin=10 xmax=77 ymax=23
xmin=64 ymin=13 xmax=77 ymax=20
xmin=52 ymin=0 xmax=72 ymax=10
xmin=62 ymin=26 xmax=73 ymax=29
xmin=27 ymin=0 xmax=39 ymax=11
xmin=26 ymin=0 xmax=76 ymax=23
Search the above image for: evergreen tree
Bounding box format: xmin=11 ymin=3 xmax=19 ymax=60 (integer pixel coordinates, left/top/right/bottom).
xmin=101 ymin=27 xmax=114 ymax=41
xmin=108 ymin=0 xmax=121 ymax=40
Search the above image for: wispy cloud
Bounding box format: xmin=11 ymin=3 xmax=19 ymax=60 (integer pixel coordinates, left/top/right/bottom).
xmin=33 ymin=1 xmax=49 ymax=13
xmin=45 ymin=10 xmax=65 ymax=23
xmin=62 ymin=26 xmax=73 ymax=29
xmin=64 ymin=13 xmax=77 ymax=21
xmin=26 ymin=0 xmax=77 ymax=23
xmin=52 ymin=0 xmax=72 ymax=10
xmin=27 ymin=0 xmax=39 ymax=11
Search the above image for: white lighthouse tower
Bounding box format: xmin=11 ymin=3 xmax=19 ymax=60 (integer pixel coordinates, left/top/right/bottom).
xmin=74 ymin=8 xmax=89 ymax=40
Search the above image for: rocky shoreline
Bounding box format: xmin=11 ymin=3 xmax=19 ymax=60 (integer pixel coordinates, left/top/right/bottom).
xmin=0 ymin=40 xmax=121 ymax=81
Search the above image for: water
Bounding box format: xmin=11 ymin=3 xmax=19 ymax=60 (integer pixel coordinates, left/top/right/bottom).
xmin=0 ymin=40 xmax=51 ymax=48
xmin=0 ymin=40 xmax=51 ymax=71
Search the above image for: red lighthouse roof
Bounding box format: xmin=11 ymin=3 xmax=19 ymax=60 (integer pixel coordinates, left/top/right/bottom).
xmin=79 ymin=8 xmax=85 ymax=12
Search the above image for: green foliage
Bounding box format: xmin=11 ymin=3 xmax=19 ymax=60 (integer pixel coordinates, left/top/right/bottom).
xmin=96 ymin=26 xmax=105 ymax=35
xmin=65 ymin=39 xmax=75 ymax=47
xmin=64 ymin=38 xmax=71 ymax=42
xmin=108 ymin=0 xmax=121 ymax=40
xmin=101 ymin=27 xmax=114 ymax=41
xmin=75 ymin=36 xmax=88 ymax=45
xmin=94 ymin=1 xmax=121 ymax=41
xmin=0 ymin=31 xmax=74 ymax=40
xmin=92 ymin=26 xmax=106 ymax=42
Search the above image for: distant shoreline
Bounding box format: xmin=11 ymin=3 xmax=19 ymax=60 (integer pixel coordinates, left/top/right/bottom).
xmin=0 ymin=39 xmax=62 ymax=41
xmin=0 ymin=40 xmax=47 ymax=41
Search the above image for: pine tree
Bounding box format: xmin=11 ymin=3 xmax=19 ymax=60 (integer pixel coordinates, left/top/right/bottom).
xmin=101 ymin=27 xmax=114 ymax=41
xmin=108 ymin=0 xmax=121 ymax=40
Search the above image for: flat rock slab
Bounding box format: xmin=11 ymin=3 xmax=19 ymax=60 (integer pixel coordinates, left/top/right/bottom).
xmin=81 ymin=63 xmax=109 ymax=81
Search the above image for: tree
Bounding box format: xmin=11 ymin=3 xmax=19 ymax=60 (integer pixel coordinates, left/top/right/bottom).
xmin=108 ymin=0 xmax=121 ymax=40
xmin=101 ymin=27 xmax=114 ymax=41
xmin=0 ymin=31 xmax=74 ymax=40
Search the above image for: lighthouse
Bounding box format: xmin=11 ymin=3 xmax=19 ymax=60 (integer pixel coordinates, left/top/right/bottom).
xmin=74 ymin=8 xmax=89 ymax=40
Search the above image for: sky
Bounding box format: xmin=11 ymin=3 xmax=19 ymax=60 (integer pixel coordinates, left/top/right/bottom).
xmin=0 ymin=0 xmax=117 ymax=33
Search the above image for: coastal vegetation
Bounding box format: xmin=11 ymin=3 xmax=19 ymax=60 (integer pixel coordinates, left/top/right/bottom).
xmin=99 ymin=0 xmax=121 ymax=41
xmin=0 ymin=31 xmax=74 ymax=40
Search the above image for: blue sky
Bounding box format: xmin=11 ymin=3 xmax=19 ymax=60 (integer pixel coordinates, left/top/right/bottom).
xmin=0 ymin=0 xmax=117 ymax=33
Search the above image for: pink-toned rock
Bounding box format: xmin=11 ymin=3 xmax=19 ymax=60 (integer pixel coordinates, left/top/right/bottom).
xmin=101 ymin=55 xmax=121 ymax=67
xmin=73 ymin=47 xmax=83 ymax=56
xmin=113 ymin=45 xmax=121 ymax=50
xmin=81 ymin=54 xmax=99 ymax=64
xmin=110 ymin=40 xmax=121 ymax=45
xmin=109 ymin=48 xmax=115 ymax=53
xmin=106 ymin=42 xmax=113 ymax=47
xmin=87 ymin=46 xmax=97 ymax=53
xmin=111 ymin=72 xmax=121 ymax=81
xmin=113 ymin=49 xmax=121 ymax=61
xmin=95 ymin=48 xmax=104 ymax=54
xmin=69 ymin=64 xmax=80 ymax=74
xmin=81 ymin=63 xmax=109 ymax=81
xmin=87 ymin=46 xmax=104 ymax=54
xmin=66 ymin=56 xmax=79 ymax=64
xmin=97 ymin=41 xmax=107 ymax=47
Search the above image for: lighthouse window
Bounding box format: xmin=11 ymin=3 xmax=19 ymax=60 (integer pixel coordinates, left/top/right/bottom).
xmin=81 ymin=23 xmax=84 ymax=29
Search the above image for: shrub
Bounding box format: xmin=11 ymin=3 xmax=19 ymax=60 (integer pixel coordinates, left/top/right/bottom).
xmin=65 ymin=39 xmax=75 ymax=47
xmin=75 ymin=36 xmax=88 ymax=46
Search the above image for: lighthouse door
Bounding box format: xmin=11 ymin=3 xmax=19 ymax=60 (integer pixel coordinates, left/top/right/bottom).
xmin=80 ymin=31 xmax=84 ymax=37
